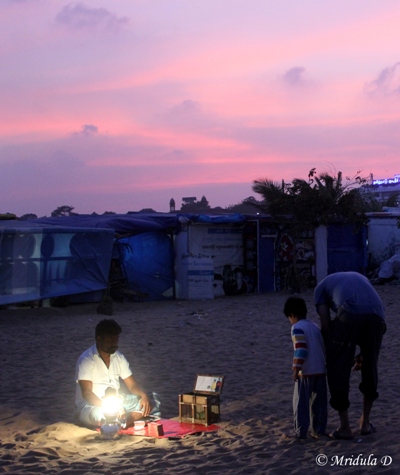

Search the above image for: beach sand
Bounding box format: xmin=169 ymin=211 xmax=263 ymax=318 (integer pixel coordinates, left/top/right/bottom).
xmin=0 ymin=284 xmax=398 ymax=474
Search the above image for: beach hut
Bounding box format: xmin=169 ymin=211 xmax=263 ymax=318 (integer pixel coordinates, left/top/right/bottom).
xmin=0 ymin=221 xmax=114 ymax=306
xmin=246 ymin=217 xmax=367 ymax=291
xmin=315 ymin=223 xmax=368 ymax=283
xmin=31 ymin=213 xmax=180 ymax=301
xmin=175 ymin=214 xmax=245 ymax=298
xmin=366 ymin=211 xmax=400 ymax=269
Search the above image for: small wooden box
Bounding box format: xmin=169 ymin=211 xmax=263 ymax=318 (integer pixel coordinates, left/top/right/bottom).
xmin=179 ymin=374 xmax=225 ymax=426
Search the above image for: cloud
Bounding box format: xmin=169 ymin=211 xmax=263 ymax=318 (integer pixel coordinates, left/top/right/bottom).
xmin=282 ymin=66 xmax=307 ymax=86
xmin=55 ymin=2 xmax=129 ymax=32
xmin=75 ymin=124 xmax=99 ymax=136
xmin=157 ymin=99 xmax=212 ymax=131
xmin=167 ymin=99 xmax=202 ymax=122
xmin=365 ymin=62 xmax=400 ymax=96
xmin=172 ymin=100 xmax=201 ymax=115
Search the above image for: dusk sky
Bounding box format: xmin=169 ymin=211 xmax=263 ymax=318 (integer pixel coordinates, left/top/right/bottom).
xmin=1 ymin=0 xmax=400 ymax=216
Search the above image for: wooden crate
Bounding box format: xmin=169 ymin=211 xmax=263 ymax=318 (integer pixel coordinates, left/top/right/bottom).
xmin=178 ymin=374 xmax=224 ymax=426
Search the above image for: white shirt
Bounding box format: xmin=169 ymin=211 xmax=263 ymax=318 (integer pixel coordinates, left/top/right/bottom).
xmin=75 ymin=344 xmax=132 ymax=407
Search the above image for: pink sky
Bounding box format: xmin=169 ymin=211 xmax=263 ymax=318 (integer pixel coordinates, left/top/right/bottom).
xmin=1 ymin=0 xmax=400 ymax=216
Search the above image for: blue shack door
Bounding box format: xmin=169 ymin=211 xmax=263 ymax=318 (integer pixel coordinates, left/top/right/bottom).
xmin=327 ymin=224 xmax=367 ymax=274
xmin=242 ymin=221 xmax=275 ymax=293
xmin=258 ymin=234 xmax=275 ymax=292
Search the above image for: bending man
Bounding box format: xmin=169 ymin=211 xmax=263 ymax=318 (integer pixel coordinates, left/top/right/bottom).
xmin=314 ymin=271 xmax=386 ymax=439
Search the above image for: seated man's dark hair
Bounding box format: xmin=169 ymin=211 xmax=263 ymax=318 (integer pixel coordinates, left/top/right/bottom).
xmin=283 ymin=296 xmax=307 ymax=319
xmin=95 ymin=319 xmax=122 ymax=338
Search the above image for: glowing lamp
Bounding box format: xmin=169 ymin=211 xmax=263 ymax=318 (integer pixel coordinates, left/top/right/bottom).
xmin=100 ymin=388 xmax=124 ymax=440
xmin=102 ymin=396 xmax=122 ymax=418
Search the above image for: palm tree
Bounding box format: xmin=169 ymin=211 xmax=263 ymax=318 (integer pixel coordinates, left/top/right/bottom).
xmin=252 ymin=179 xmax=292 ymax=216
xmin=253 ymin=168 xmax=367 ymax=228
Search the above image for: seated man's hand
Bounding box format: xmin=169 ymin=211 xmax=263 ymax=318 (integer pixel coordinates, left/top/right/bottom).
xmin=140 ymin=394 xmax=151 ymax=417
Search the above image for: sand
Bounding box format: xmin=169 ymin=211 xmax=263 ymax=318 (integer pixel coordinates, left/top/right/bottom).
xmin=0 ymin=284 xmax=399 ymax=474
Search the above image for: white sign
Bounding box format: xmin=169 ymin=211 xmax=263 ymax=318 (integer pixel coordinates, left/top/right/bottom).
xmin=372 ymin=174 xmax=400 ymax=185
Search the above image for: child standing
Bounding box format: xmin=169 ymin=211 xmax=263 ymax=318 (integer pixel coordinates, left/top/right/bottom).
xmin=284 ymin=296 xmax=327 ymax=439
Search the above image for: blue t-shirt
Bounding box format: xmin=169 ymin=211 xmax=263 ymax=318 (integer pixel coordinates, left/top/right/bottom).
xmin=314 ymin=271 xmax=385 ymax=319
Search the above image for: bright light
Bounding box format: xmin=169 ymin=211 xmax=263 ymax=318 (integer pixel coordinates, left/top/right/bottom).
xmin=102 ymin=396 xmax=123 ymax=417
xmin=100 ymin=394 xmax=124 ymax=439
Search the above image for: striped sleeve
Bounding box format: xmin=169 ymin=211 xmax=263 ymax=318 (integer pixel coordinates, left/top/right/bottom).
xmin=291 ymin=327 xmax=308 ymax=370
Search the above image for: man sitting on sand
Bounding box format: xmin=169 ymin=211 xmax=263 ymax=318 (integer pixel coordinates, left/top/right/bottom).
xmin=74 ymin=319 xmax=160 ymax=428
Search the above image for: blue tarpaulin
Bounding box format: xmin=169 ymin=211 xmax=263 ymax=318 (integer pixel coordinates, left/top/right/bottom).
xmin=117 ymin=232 xmax=175 ymax=300
xmin=0 ymin=224 xmax=114 ymax=305
xmin=26 ymin=214 xmax=181 ymax=301
xmin=30 ymin=213 xmax=181 ymax=234
xmin=179 ymin=213 xmax=247 ymax=224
